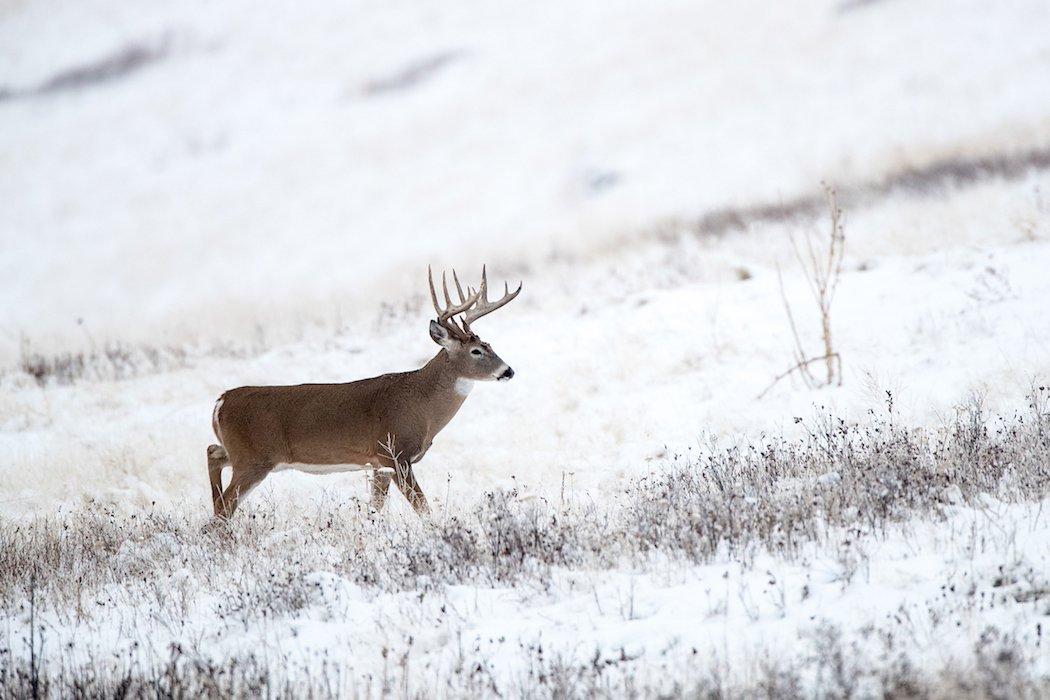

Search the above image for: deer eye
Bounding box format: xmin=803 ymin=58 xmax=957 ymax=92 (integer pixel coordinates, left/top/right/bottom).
xmin=471 ymin=348 xmax=483 ymax=356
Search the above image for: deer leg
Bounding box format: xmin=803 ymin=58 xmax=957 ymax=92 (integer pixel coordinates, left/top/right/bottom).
xmin=216 ymin=461 xmax=271 ymax=519
xmin=392 ymin=462 xmax=431 ymax=515
xmin=369 ymin=468 xmax=393 ymax=512
xmin=207 ymin=444 xmax=229 ymax=516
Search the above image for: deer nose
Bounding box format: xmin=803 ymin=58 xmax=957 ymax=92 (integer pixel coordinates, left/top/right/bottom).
xmin=498 ymin=367 xmax=515 ymax=381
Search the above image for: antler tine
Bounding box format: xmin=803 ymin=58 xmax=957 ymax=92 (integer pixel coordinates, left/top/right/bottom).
xmin=452 ymin=269 xmax=468 ymax=304
xmin=461 ymin=265 xmax=522 ymax=333
xmin=441 ymin=271 xmax=454 ymax=308
xmin=428 ymin=265 xmax=442 ymax=316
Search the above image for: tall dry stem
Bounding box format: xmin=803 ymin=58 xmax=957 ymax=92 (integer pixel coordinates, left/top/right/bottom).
xmin=759 ymin=182 xmax=845 ymax=398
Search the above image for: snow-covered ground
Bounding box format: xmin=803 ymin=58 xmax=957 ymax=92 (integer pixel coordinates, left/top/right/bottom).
xmin=2 ymin=0 xmax=1050 ymax=696
xmin=6 ymin=494 xmax=1050 ymax=695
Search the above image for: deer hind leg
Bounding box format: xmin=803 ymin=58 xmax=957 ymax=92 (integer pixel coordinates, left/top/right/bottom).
xmin=215 ymin=460 xmax=272 ymax=520
xmin=207 ymin=444 xmax=229 ymax=516
xmin=369 ymin=467 xmax=393 ymax=512
xmin=392 ymin=462 xmax=431 ymax=515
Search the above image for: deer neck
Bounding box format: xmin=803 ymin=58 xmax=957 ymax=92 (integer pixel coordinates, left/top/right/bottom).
xmin=417 ymin=350 xmax=472 ymax=415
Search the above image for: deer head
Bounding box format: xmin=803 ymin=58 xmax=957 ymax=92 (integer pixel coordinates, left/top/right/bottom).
xmin=428 ymin=266 xmax=521 ymax=382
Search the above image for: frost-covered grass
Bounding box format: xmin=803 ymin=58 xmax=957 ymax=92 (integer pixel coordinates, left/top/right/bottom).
xmin=2 ymin=395 xmax=1048 ymax=696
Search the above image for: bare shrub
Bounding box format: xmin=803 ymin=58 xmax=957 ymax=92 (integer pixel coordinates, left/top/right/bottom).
xmin=760 ymin=183 xmax=845 ymax=398
xmin=17 ymin=337 xmax=190 ymax=386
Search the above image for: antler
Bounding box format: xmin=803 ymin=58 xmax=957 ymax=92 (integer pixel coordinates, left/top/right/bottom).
xmin=460 ymin=265 xmax=523 ymax=335
xmin=429 ymin=266 xmax=479 ymax=339
xmin=428 ymin=265 xmax=522 ymax=339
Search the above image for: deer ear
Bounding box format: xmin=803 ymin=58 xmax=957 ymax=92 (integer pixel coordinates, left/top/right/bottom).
xmin=429 ymin=320 xmax=457 ymax=348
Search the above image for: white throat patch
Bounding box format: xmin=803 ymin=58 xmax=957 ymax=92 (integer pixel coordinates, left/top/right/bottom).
xmin=454 ymin=378 xmax=474 ymax=397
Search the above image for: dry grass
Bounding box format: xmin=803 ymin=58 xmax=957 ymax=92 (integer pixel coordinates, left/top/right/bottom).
xmin=0 ymin=36 xmax=169 ymax=102
xmin=2 ymin=390 xmax=1047 ymax=603
xmin=2 ymin=607 xmax=1046 ymax=698
xmin=16 ymin=337 xmax=191 ymax=387
xmin=362 ymin=50 xmax=466 ymax=96
xmin=692 ymin=147 xmax=1050 ymax=238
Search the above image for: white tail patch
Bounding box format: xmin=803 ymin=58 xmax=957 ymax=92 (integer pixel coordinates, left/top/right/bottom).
xmin=212 ymin=396 xmax=225 ymax=444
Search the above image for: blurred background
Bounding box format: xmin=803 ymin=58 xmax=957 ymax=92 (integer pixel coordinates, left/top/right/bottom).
xmin=3 ymin=0 xmax=1047 ymax=360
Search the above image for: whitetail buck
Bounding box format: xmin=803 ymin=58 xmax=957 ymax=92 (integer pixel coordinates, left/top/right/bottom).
xmin=207 ymin=267 xmax=521 ymax=519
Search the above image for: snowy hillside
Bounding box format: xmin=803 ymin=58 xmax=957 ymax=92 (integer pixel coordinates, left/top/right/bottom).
xmin=2 ymin=0 xmax=1050 ymax=696
xmin=2 ymin=0 xmax=1049 ymax=358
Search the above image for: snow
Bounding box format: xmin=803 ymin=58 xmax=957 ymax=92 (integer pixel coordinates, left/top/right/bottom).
xmin=2 ymin=0 xmax=1050 ymax=694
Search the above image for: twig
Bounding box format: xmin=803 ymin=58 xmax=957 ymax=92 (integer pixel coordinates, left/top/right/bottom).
xmin=757 ymin=353 xmax=841 ymax=400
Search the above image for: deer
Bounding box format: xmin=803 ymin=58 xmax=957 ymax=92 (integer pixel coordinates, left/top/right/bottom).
xmin=206 ymin=266 xmax=521 ymax=519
